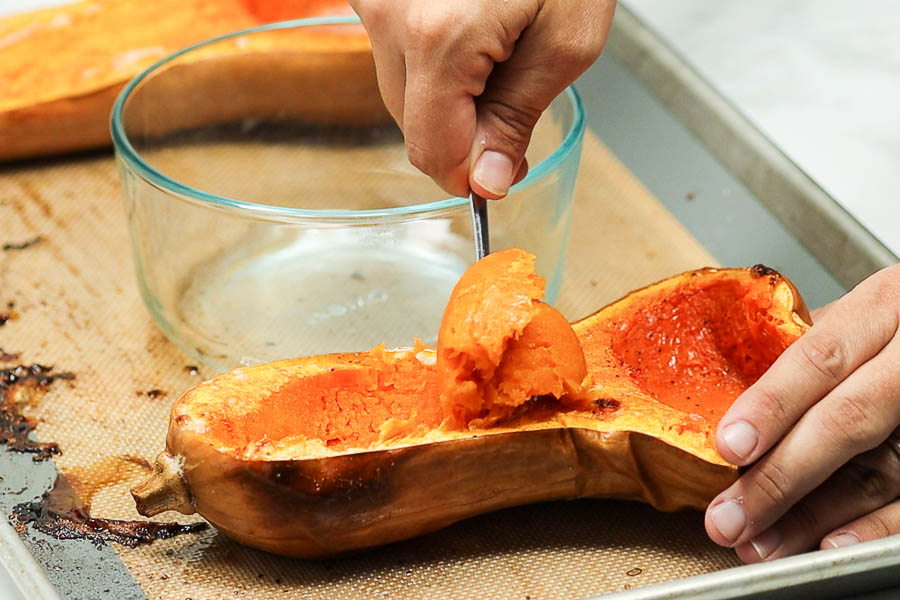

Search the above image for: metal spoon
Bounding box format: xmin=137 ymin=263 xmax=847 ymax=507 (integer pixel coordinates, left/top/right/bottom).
xmin=469 ymin=190 xmax=490 ymax=260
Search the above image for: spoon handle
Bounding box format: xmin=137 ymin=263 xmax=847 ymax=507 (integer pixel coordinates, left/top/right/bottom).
xmin=469 ymin=190 xmax=490 ymax=261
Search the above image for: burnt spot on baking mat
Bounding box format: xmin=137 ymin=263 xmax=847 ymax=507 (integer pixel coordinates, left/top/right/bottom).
xmin=1 ymin=363 xmax=74 ymax=460
xmin=2 ymin=235 xmax=43 ymax=251
xmin=11 ymin=473 xmax=207 ymax=549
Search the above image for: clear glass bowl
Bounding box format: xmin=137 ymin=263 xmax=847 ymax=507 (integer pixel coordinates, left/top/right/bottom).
xmin=111 ymin=17 xmax=585 ymax=372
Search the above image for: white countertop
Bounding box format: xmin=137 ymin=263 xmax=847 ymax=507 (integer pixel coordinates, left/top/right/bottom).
xmin=624 ymin=0 xmax=900 ymax=257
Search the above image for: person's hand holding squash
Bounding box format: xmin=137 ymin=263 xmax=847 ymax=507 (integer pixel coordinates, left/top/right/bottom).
xmin=707 ymin=263 xmax=900 ymax=561
xmin=348 ymin=0 xmax=616 ymax=199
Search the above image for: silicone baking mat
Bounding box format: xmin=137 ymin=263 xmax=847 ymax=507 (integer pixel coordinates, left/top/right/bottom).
xmin=0 ymin=131 xmax=740 ymax=599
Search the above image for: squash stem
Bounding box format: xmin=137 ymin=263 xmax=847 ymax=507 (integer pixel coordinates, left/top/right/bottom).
xmin=131 ymin=452 xmax=195 ymax=516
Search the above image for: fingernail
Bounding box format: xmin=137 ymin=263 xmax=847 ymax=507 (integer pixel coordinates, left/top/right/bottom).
xmin=472 ymin=151 xmax=514 ymax=196
xmin=721 ymin=421 xmax=759 ymax=461
xmin=749 ymin=528 xmax=781 ymax=560
xmin=709 ymin=500 xmax=747 ymax=544
xmin=825 ymin=532 xmax=860 ymax=549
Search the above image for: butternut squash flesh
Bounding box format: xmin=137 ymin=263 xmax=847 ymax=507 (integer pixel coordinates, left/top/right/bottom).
xmin=438 ymin=249 xmax=587 ymax=426
xmin=198 ymin=346 xmax=443 ymax=456
xmin=577 ymin=265 xmax=809 ymax=428
xmin=133 ymin=259 xmax=809 ymax=558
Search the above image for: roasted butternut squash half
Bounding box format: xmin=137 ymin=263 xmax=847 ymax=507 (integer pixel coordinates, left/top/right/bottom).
xmin=0 ymin=0 xmax=379 ymax=161
xmin=133 ymin=251 xmax=809 ymax=558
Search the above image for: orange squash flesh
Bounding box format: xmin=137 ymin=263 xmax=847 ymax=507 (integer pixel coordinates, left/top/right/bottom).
xmin=133 ymin=260 xmax=809 ymax=558
xmin=200 ymin=344 xmax=444 ymax=454
xmin=437 ymin=249 xmax=587 ymax=426
xmin=486 ymin=303 xmax=588 ymax=412
xmin=0 ymin=0 xmax=370 ymax=161
xmin=576 ymin=265 xmax=810 ymax=429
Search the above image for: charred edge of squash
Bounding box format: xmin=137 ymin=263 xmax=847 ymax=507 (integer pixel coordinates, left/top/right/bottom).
xmin=749 ymin=263 xmax=811 ymax=325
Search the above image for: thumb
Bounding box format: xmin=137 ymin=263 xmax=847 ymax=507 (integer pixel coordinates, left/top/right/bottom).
xmin=468 ymin=92 xmax=541 ymax=200
xmin=469 ymin=1 xmax=614 ymax=199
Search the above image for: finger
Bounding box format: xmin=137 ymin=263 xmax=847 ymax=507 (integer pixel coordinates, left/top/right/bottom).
xmin=403 ymin=62 xmax=478 ymax=197
xmin=402 ymin=4 xmax=533 ymax=197
xmin=512 ymin=159 xmax=529 ymax=187
xmin=707 ymin=338 xmax=900 ymax=548
xmin=822 ymin=498 xmax=900 ymax=549
xmin=371 ymin=42 xmax=406 ymax=125
xmin=349 ymin=0 xmax=407 ymax=124
xmin=716 ymin=282 xmax=899 ymax=467
xmin=468 ymin=1 xmax=615 ymax=199
xmin=810 ymin=300 xmax=836 ymax=323
xmin=732 ymin=438 xmax=900 ymax=562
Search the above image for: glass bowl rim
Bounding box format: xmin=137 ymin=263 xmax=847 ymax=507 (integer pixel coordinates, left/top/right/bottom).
xmin=110 ymin=15 xmax=585 ymax=222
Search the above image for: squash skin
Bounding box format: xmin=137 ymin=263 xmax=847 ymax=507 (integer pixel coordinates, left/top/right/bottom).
xmin=133 ymin=266 xmax=810 ymax=558
xmin=156 ymin=413 xmax=738 ymax=558
xmin=0 ymin=0 xmax=386 ymax=161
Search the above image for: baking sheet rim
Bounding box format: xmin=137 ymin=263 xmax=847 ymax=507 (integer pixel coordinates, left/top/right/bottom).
xmin=0 ymin=516 xmax=63 ymax=600
xmin=596 ymin=533 xmax=900 ymax=600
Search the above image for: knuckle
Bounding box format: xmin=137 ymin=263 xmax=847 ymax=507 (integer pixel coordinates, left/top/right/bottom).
xmin=817 ymin=394 xmax=881 ymax=454
xmin=862 ymin=511 xmax=893 ymax=539
xmin=787 ymin=501 xmax=822 ymax=536
xmin=797 ymin=333 xmax=847 ymax=382
xmin=405 ymin=139 xmax=437 ymax=175
xmin=555 ymin=38 xmax=605 ymax=71
xmin=852 ymin=265 xmax=900 ymax=322
xmin=750 ymin=460 xmax=792 ymax=507
xmin=451 ymin=53 xmax=493 ymax=96
xmin=353 ymin=0 xmax=395 ymax=31
xmin=493 ymin=18 xmax=523 ymax=60
xmin=405 ymin=8 xmax=452 ymax=47
xmin=480 ymin=100 xmax=541 ymax=151
xmin=751 ymin=385 xmax=791 ymax=428
xmin=869 ymin=276 xmax=900 ymax=314
xmin=843 ymin=461 xmax=895 ymax=503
